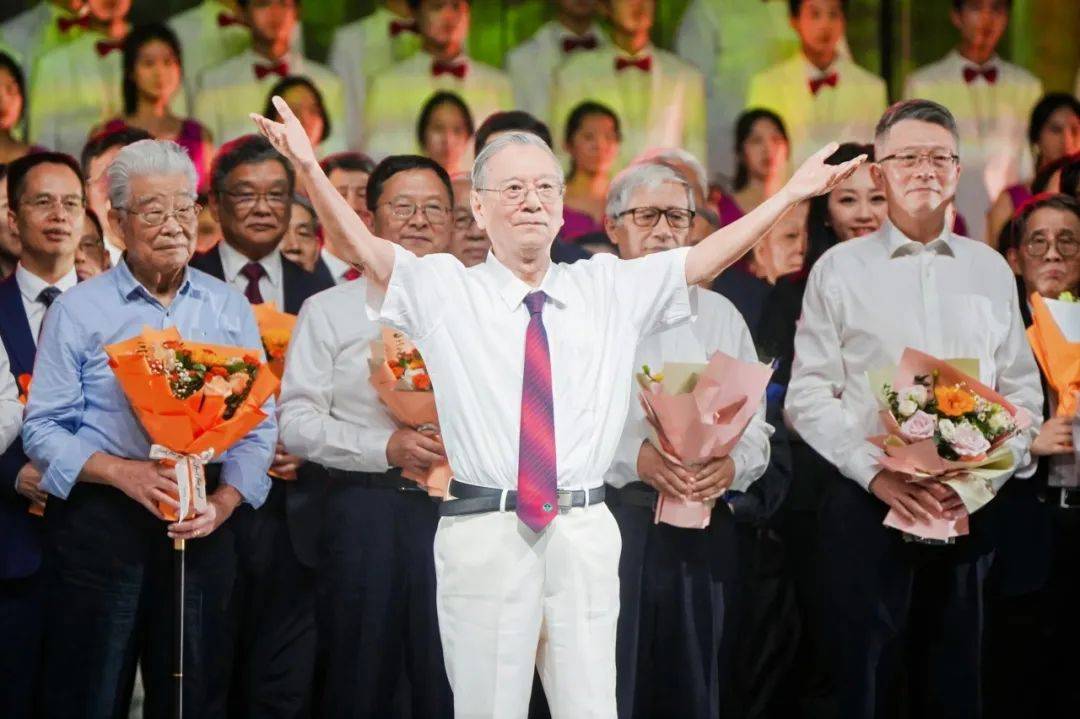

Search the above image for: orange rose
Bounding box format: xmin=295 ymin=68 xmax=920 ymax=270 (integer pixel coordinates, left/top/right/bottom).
xmin=413 ymin=374 xmax=432 ymax=391
xmin=935 ymin=384 xmax=976 ymax=417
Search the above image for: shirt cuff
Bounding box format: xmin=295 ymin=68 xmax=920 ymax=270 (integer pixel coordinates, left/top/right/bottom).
xmin=360 ymin=426 xmax=395 ymax=474
xmin=838 ymin=440 xmax=881 ymax=492
xmin=39 ymin=439 xmax=98 ymax=500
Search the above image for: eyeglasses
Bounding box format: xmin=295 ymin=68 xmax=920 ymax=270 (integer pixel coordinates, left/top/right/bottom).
xmin=25 ymin=195 xmax=85 ymax=215
xmin=453 ymin=208 xmax=478 ymax=230
xmin=877 ymin=151 xmax=959 ymax=171
xmin=475 ymin=179 xmax=564 ymax=205
xmin=223 ymin=189 xmax=290 ymax=214
xmin=381 ymin=200 xmax=451 ymax=225
xmin=118 ymin=204 xmax=201 ymax=227
xmin=617 ymin=206 xmax=695 ymax=230
xmin=1022 ymin=235 xmax=1080 ymax=258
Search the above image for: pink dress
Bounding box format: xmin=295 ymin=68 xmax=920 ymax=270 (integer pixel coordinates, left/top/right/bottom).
xmin=560 ymin=206 xmax=605 ymax=243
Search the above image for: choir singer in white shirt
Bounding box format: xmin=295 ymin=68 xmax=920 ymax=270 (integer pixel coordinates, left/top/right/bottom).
xmin=250 ymin=95 xmax=863 ymax=719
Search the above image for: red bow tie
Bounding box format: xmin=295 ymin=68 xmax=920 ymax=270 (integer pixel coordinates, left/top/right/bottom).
xmin=389 ymin=19 xmax=418 ymax=37
xmin=217 ymin=12 xmax=245 ymax=29
xmin=432 ymin=60 xmax=467 ymax=79
xmin=255 ymin=61 xmax=289 ymax=80
xmin=57 ymin=14 xmax=92 ymax=33
xmin=615 ymin=55 xmax=652 ymax=73
xmin=95 ymin=39 xmax=123 ymax=58
xmin=562 ymin=35 xmax=598 ymax=53
xmin=808 ymin=72 xmax=839 ymax=95
xmin=963 ymin=65 xmax=998 ymax=84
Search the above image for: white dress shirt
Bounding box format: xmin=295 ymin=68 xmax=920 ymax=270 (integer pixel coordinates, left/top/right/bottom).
xmin=363 ymin=52 xmax=513 ymax=159
xmin=904 ymin=51 xmax=1043 ymax=243
xmin=785 ymin=220 xmax=1043 ymax=493
xmin=15 ymin=263 xmax=77 ymax=342
xmin=278 ymin=279 xmax=396 ymax=472
xmin=0 ymin=343 xmax=21 ymax=455
xmin=320 ymin=247 xmax=354 ymax=285
xmin=505 ymin=19 xmax=609 ymax=124
xmin=217 ymin=241 xmax=284 ymax=309
xmin=328 ymin=6 xmax=422 ymax=151
xmin=550 ymin=44 xmax=706 ymax=172
xmin=193 ymin=48 xmax=344 ymax=152
xmin=605 ymin=286 xmax=772 ymax=491
xmin=368 ymin=244 xmax=693 ymax=491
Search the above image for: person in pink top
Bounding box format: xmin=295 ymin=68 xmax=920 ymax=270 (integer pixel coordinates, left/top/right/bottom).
xmin=97 ymin=23 xmax=213 ymax=189
xmin=560 ymin=100 xmax=620 ymax=247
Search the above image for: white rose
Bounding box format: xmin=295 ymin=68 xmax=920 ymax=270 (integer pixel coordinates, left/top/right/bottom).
xmin=897 ymin=399 xmax=918 ymax=418
xmin=938 ymin=419 xmax=957 ymax=441
xmin=900 ymin=384 xmax=929 ymax=407
xmin=987 ymin=408 xmax=1013 ymax=435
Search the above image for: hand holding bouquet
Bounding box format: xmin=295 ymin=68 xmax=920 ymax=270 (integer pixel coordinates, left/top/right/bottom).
xmin=106 ymin=326 xmax=279 ymax=521
xmin=869 ymin=348 xmax=1030 ymax=541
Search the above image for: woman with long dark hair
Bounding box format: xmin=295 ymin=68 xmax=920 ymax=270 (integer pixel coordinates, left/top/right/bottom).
xmin=561 ymin=101 xmax=621 ymax=244
xmin=416 ymin=90 xmax=473 ymax=176
xmin=98 ymin=23 xmax=212 ymax=188
xmin=720 ymin=108 xmax=790 ymax=225
xmin=265 ymin=75 xmax=335 ymax=158
xmin=987 ymin=93 xmax=1080 ymax=246
xmin=0 ymin=52 xmax=33 ymax=164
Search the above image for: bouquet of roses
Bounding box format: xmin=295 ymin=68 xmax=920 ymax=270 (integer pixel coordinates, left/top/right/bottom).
xmin=637 ymin=351 xmax=773 ymax=529
xmin=106 ymin=326 xmax=279 ymax=520
xmin=368 ymin=327 xmax=449 ymax=496
xmin=251 ymin=302 xmax=297 ymax=384
xmin=868 ymin=348 xmax=1030 ymax=541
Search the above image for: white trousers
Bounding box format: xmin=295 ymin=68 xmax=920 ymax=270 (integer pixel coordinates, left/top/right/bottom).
xmin=434 ymin=502 xmax=621 ymax=719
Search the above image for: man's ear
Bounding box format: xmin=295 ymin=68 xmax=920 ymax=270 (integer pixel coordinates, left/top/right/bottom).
xmin=471 ymin=189 xmax=487 ymax=230
xmin=1004 ymin=245 xmax=1022 ymax=276
xmin=107 ymin=207 xmax=126 ymax=242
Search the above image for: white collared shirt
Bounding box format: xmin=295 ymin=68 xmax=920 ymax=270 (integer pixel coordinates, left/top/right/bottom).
xmin=217 ymin=241 xmax=284 ymax=308
xmin=278 ymin=279 xmax=395 ymax=472
xmin=15 ymin=263 xmax=77 ymax=342
xmin=904 ymin=50 xmax=1043 ymax=243
xmin=321 ymin=248 xmax=354 ymax=285
xmin=746 ymin=52 xmax=887 ymax=166
xmin=605 ymin=286 xmax=772 ymax=491
xmin=785 ymin=220 xmax=1043 ymax=492
xmin=368 ymin=244 xmax=693 ymax=491
xmin=505 ymin=19 xmax=609 ymax=123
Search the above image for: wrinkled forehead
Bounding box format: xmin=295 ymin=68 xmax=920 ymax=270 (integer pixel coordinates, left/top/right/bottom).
xmin=627 ymin=180 xmax=691 ymax=210
xmin=128 ymin=172 xmax=196 ymax=206
xmin=877 ymin=119 xmax=958 ymax=156
xmin=482 ymin=144 xmax=562 ymax=186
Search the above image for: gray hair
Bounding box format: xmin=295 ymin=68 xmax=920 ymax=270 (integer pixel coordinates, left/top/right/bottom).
xmin=605 ymin=163 xmax=694 ymax=219
xmin=632 ymin=147 xmax=709 ymax=199
xmin=471 ymin=131 xmax=560 ymax=187
xmin=107 ymin=139 xmax=197 ymax=209
xmin=875 ymin=99 xmax=960 ymax=147
xmin=291 ymin=192 xmax=318 ymax=226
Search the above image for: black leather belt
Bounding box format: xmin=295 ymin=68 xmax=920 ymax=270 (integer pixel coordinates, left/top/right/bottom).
xmin=439 ymin=479 xmax=606 ymax=517
xmin=604 ymin=482 xmax=658 ymax=510
xmin=326 ymin=468 xmax=426 ymax=493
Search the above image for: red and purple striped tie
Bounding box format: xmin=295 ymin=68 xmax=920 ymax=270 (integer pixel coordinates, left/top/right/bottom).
xmin=517 ymin=291 xmax=558 ymax=532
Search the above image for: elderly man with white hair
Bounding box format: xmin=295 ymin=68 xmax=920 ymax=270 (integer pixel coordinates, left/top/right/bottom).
xmin=252 ymin=95 xmax=862 ymax=718
xmin=601 ymin=161 xmax=786 ymax=718
xmin=633 ymin=147 xmax=720 ymax=244
xmin=22 ymin=139 xmax=277 ymax=717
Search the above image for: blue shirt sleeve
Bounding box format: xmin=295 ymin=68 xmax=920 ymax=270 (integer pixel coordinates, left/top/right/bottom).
xmin=22 ymin=302 xmax=99 ymax=499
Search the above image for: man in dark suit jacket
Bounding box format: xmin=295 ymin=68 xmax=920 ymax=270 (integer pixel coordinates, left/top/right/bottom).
xmin=190 ymin=134 xmax=333 ymax=718
xmin=0 ymin=152 xmax=83 ymax=716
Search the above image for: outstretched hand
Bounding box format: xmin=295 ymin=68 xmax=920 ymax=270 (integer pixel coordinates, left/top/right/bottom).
xmin=250 ymin=96 xmax=318 ymax=170
xmin=784 ymin=142 xmax=868 ymax=202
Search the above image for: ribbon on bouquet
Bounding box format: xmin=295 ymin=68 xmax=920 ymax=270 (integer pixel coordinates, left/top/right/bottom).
xmin=150 ymin=445 xmax=214 ymax=522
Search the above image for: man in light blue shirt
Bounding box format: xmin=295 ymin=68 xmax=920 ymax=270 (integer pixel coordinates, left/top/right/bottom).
xmin=22 ymin=138 xmax=276 ymax=717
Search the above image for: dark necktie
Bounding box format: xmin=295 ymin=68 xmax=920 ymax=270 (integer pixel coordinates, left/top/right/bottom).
xmin=37 ymin=286 xmax=61 ymax=308
xmin=255 ymin=61 xmax=289 ymax=80
xmin=562 ymin=35 xmax=598 ymax=54
xmin=809 ymin=72 xmax=839 ymax=95
xmin=963 ymin=65 xmax=998 ymax=84
xmin=615 ymin=55 xmax=652 ymax=73
xmin=432 ymin=60 xmax=467 ymax=79
xmin=516 ymin=291 xmax=557 ymax=533
xmin=240 ymin=262 xmax=265 ymax=304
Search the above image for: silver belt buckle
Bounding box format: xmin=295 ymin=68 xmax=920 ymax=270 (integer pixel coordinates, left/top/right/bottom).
xmin=557 ymin=491 xmax=575 ymax=509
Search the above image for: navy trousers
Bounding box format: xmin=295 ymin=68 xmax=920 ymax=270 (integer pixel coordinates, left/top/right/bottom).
xmin=40 ymin=482 xmax=236 ymax=719
xmin=314 ymin=472 xmax=451 ymax=719
xmin=819 ymin=472 xmax=993 ymax=719
xmin=609 ymin=483 xmax=739 ymax=719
